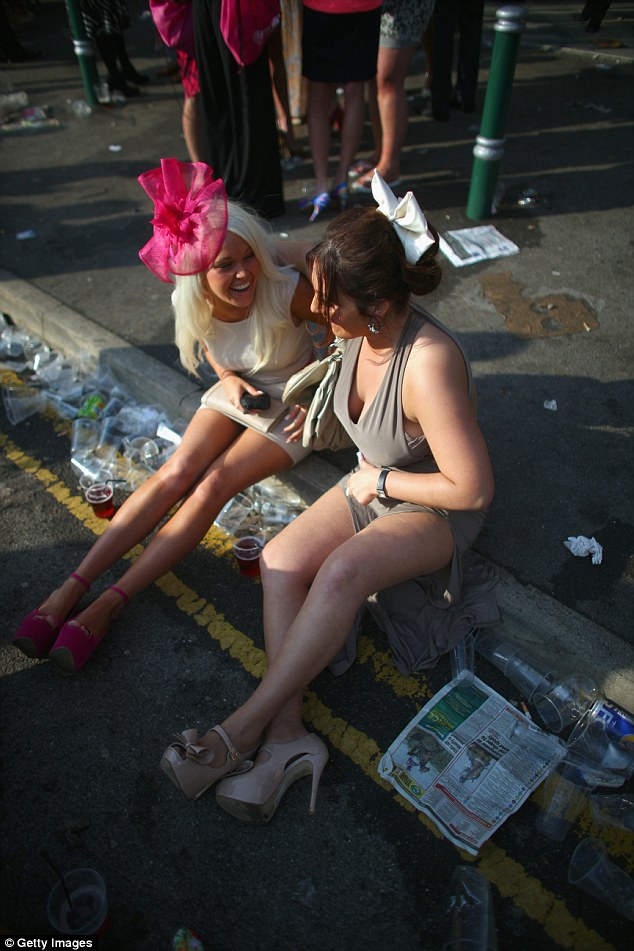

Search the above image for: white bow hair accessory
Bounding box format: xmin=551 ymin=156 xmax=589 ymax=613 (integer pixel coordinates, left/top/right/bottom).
xmin=371 ymin=171 xmax=435 ymax=264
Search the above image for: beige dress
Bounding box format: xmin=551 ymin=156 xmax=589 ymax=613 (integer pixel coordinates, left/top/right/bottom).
xmin=330 ymin=307 xmax=499 ymax=674
xmin=199 ymin=268 xmax=315 ymax=465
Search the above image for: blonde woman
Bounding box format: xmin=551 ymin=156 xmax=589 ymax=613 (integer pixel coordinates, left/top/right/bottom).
xmin=12 ymin=160 xmax=321 ymax=676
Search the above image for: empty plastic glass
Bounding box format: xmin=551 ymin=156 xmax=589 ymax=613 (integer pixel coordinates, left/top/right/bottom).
xmin=2 ymin=384 xmax=44 ymax=425
xmin=444 ymin=865 xmax=498 ymax=950
xmin=568 ymin=838 xmax=634 ymax=922
xmin=535 ymin=766 xmax=590 ymax=841
xmin=475 ymin=632 xmax=555 ymax=700
xmin=533 ymin=675 xmax=600 ymax=732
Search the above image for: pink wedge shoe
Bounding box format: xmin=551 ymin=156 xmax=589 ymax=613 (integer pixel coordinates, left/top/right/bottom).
xmin=160 ymin=724 xmax=259 ymax=801
xmin=215 ymin=733 xmax=329 ymax=822
xmin=12 ymin=572 xmax=90 ymax=659
xmin=48 ymin=584 xmax=129 ymax=677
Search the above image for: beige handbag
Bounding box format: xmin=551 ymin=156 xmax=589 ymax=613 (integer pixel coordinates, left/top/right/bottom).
xmin=282 ymin=340 xmax=354 ymax=451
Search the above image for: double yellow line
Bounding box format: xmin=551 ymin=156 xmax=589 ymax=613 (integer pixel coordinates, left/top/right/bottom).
xmin=0 ymin=426 xmax=620 ymax=951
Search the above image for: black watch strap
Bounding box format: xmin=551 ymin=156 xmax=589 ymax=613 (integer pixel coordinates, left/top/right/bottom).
xmin=376 ymin=468 xmax=390 ymax=499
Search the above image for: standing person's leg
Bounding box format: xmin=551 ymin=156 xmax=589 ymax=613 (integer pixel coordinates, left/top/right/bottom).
xmin=182 ymin=93 xmax=204 ymax=162
xmin=194 ymin=0 xmax=284 ymax=218
xmin=177 ymin=51 xmax=203 ymax=162
xmin=421 ymin=19 xmax=434 ymax=97
xmin=94 ymin=30 xmax=141 ymax=97
xmin=456 ymin=0 xmax=484 ymax=112
xmin=301 ymin=79 xmax=336 ymax=218
xmin=332 ymin=79 xmax=366 ymax=197
xmin=268 ymin=23 xmax=304 ymax=158
xmin=352 ymin=46 xmax=413 ymax=191
xmin=110 ymin=29 xmax=148 ymax=86
xmin=431 ymin=0 xmax=458 ymax=121
xmin=48 ymin=423 xmax=295 ymax=675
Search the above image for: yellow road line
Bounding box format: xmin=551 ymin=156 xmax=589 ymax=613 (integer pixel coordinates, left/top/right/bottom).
xmin=1 ymin=430 xmax=618 ymax=950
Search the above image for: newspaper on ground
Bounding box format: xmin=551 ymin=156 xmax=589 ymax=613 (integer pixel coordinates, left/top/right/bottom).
xmin=439 ymin=226 xmax=520 ymax=268
xmin=378 ymin=673 xmax=566 ymax=855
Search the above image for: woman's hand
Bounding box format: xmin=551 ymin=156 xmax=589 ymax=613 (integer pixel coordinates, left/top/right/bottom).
xmin=221 ymin=374 xmax=263 ymax=412
xmin=282 ymin=403 xmax=308 ymax=442
xmin=345 ymin=452 xmax=379 ymax=506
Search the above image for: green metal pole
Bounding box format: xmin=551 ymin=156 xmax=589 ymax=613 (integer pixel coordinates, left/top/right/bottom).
xmin=64 ymin=0 xmax=100 ymax=107
xmin=466 ymin=5 xmax=527 ymax=221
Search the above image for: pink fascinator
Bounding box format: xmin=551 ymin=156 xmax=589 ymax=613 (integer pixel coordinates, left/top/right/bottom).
xmin=138 ymin=158 xmax=228 ymax=283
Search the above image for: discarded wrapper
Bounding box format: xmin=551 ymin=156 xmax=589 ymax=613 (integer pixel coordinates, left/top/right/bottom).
xmin=564 ymin=535 xmax=603 ymax=565
xmin=172 ymin=927 xmax=204 ymax=951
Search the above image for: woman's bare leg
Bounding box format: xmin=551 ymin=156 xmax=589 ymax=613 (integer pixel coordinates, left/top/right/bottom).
xmin=28 ymin=411 xmax=245 ymax=625
xmin=307 ymin=79 xmax=335 ymax=194
xmin=259 ymin=485 xmax=356 ymax=741
xmin=334 ymin=80 xmax=366 ymax=186
xmin=194 ymin=506 xmax=454 ymax=758
xmin=365 ymin=77 xmax=381 ymax=167
xmin=69 ymin=425 xmax=294 ymax=639
xmin=182 ymin=93 xmax=204 ymax=163
xmin=356 ymin=47 xmax=414 ymax=186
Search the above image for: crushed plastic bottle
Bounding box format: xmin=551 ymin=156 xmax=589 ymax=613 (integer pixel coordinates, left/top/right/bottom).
xmin=66 ymin=98 xmax=93 ymax=119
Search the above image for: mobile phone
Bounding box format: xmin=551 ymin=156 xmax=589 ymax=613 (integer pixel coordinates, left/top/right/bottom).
xmin=240 ymin=392 xmax=271 ymax=411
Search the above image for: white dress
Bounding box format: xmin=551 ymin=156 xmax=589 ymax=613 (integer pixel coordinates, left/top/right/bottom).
xmin=199 ymin=268 xmax=315 ymax=464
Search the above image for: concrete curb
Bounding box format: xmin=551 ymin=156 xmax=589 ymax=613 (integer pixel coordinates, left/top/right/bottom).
xmin=1 ymin=272 xmax=632 ymax=711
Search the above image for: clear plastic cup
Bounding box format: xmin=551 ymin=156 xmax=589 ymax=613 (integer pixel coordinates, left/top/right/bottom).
xmin=533 ymin=675 xmax=599 ymax=733
xmin=568 ymin=838 xmax=634 ymax=921
xmin=84 ymin=482 xmax=115 ymax=519
xmin=47 ymin=867 xmax=108 ymax=936
xmin=451 ymin=629 xmax=476 ymax=681
xmin=444 ymin=865 xmax=498 ymax=950
xmin=232 ymin=533 xmax=264 ymax=577
xmin=215 ymin=493 xmax=255 ymax=535
xmin=475 ymin=633 xmax=555 ymax=700
xmin=71 ymin=417 xmax=99 ymax=454
xmin=2 ymin=384 xmax=44 ymax=425
xmin=535 ymin=766 xmax=590 ymax=841
xmin=122 ymin=435 xmax=160 ymax=469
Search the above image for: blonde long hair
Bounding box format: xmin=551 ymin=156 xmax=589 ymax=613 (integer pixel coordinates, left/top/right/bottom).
xmin=172 ymin=201 xmax=295 ymax=377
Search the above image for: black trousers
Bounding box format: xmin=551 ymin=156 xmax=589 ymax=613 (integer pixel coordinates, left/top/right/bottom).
xmin=432 ymin=0 xmax=485 ymax=112
xmin=193 ymin=0 xmax=284 ymax=219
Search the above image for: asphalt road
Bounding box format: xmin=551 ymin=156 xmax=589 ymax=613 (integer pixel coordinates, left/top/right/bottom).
xmin=1 ymin=2 xmax=633 ymax=646
xmin=1 ymin=400 xmax=632 ymax=949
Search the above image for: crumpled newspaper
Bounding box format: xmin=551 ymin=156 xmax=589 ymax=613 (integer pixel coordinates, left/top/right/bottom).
xmin=564 ymin=535 xmax=603 ymax=565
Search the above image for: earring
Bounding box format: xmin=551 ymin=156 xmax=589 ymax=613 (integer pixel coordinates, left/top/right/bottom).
xmin=367 ymin=317 xmax=382 ymax=335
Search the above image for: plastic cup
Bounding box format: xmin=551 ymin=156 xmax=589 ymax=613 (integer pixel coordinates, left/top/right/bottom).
xmin=533 ymin=676 xmax=599 ymax=733
xmin=72 ymin=451 xmax=114 ymax=485
xmin=71 ymin=417 xmax=99 ymax=454
xmin=47 ymin=867 xmax=108 ymax=935
xmin=232 ymin=534 xmax=264 ymax=577
xmin=122 ymin=435 xmax=160 ymax=469
xmin=215 ymin=492 xmax=255 ymax=535
xmin=2 ymin=384 xmax=44 ymax=425
xmin=535 ymin=767 xmax=589 ymax=841
xmin=444 ymin=865 xmax=498 ymax=950
xmin=568 ymin=715 xmax=634 ymax=778
xmin=450 ymin=630 xmax=476 ymax=681
xmin=85 ymin=482 xmax=115 ymax=519
xmin=568 ymin=837 xmax=634 ymax=921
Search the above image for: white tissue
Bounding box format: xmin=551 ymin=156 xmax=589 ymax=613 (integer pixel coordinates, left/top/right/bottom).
xmin=564 ymin=535 xmax=603 ymax=565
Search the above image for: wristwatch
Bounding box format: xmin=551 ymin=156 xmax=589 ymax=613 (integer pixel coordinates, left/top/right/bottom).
xmin=376 ymin=468 xmax=391 ymax=499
